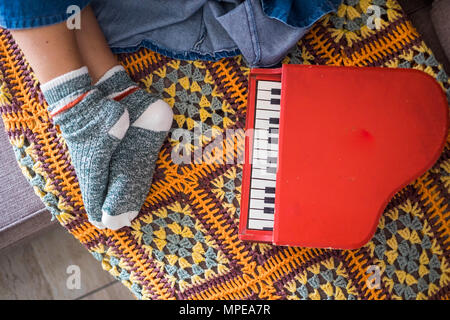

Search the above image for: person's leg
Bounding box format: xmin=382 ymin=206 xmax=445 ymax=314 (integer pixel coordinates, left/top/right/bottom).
xmin=11 ymin=6 xmax=117 ymax=85
xmin=10 ymin=22 xmax=83 ymax=83
xmin=74 ymin=5 xmax=117 ymax=83
xmin=12 ymin=21 xmax=129 ymax=228
xmin=74 ymin=4 xmax=173 ymax=229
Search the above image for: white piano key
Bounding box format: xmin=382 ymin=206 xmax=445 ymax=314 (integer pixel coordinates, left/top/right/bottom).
xmin=250 ymin=188 xmax=267 ymax=199
xmin=257 ymin=81 xmax=281 ymax=91
xmin=253 ymin=129 xmax=270 ymax=142
xmin=252 ymin=136 xmax=267 ymax=147
xmin=255 ymin=109 xmax=280 ymax=121
xmin=252 ymin=148 xmax=278 ymax=161
xmin=253 ymin=143 xmax=272 ymax=155
xmin=249 ymin=210 xmax=274 ymax=221
xmin=251 ymin=148 xmax=267 ymax=162
xmin=252 ymin=168 xmax=276 ymax=180
xmin=251 ymin=178 xmax=276 ymax=189
xmin=255 ymin=119 xmax=280 ymax=131
xmin=267 ymin=138 xmax=279 ymax=150
xmin=256 ymin=99 xmax=281 ymax=111
xmin=256 ymin=90 xmax=274 ymax=101
xmin=248 ymin=219 xmax=274 ymax=230
xmin=253 ymin=129 xmax=268 ymax=140
xmin=253 ymin=136 xmax=270 ymax=144
xmin=252 ymin=157 xmax=269 ymax=168
xmin=249 ymin=198 xmax=264 ymax=209
xmin=252 ymin=154 xmax=273 ymax=164
xmin=252 ymin=200 xmax=275 ymax=211
xmin=254 ymin=119 xmax=270 ymax=130
xmin=252 ymin=159 xmax=277 ymax=172
xmin=253 ymin=142 xmax=278 ymax=153
xmin=254 ymin=128 xmax=268 ymax=135
xmin=254 ymin=137 xmax=278 ymax=150
xmin=250 ymin=198 xmax=275 ymax=209
xmin=251 ymin=152 xmax=267 ymax=166
xmin=250 ymin=187 xmax=275 ymax=198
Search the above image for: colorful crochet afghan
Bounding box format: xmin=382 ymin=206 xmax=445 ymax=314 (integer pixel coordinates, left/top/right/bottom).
xmin=0 ymin=0 xmax=449 ymax=300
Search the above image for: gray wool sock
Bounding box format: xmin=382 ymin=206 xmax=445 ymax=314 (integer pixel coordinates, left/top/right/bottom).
xmin=95 ymin=65 xmax=173 ymax=230
xmin=41 ymin=66 xmax=129 ymax=228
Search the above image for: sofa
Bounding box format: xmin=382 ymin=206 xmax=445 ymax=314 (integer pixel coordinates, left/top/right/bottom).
xmin=0 ymin=120 xmax=55 ymax=250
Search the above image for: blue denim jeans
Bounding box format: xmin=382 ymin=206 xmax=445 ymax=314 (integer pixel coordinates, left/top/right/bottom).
xmin=0 ymin=0 xmax=90 ymax=29
xmin=0 ymin=0 xmax=342 ymax=67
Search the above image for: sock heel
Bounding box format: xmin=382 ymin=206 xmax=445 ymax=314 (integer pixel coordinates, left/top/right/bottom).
xmin=131 ymin=99 xmax=173 ymax=131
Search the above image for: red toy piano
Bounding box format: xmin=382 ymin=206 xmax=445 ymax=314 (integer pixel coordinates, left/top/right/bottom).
xmin=239 ymin=64 xmax=448 ymax=249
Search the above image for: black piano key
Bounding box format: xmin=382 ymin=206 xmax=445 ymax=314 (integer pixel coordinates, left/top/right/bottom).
xmin=269 ymin=118 xmax=279 ymax=125
xmin=264 ymin=197 xmax=275 ymax=204
xmin=270 ymin=98 xmax=280 ymax=105
xmin=264 ymin=207 xmax=274 ymax=214
xmin=271 ymin=88 xmax=281 ymax=95
xmin=266 ymin=167 xmax=276 ymax=174
xmin=268 ymin=137 xmax=278 ymax=144
xmin=265 ymin=187 xmax=276 ymax=194
xmin=263 ymin=227 xmax=274 ymax=231
xmin=267 ymin=157 xmax=277 ymax=164
xmin=269 ymin=128 xmax=279 ymax=134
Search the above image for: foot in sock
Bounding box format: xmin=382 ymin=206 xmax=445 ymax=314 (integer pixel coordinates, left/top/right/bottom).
xmin=41 ymin=66 xmax=129 ymax=228
xmin=96 ymin=65 xmax=173 ymax=230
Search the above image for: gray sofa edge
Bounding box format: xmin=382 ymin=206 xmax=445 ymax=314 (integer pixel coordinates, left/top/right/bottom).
xmin=431 ymin=0 xmax=450 ymax=64
xmin=0 ymin=208 xmax=56 ymax=251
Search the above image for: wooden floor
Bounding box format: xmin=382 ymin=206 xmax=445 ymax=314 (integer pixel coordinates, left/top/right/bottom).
xmin=0 ymin=224 xmax=135 ymax=300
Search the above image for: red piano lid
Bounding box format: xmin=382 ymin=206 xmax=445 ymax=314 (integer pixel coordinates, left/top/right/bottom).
xmin=273 ymin=64 xmax=448 ymax=249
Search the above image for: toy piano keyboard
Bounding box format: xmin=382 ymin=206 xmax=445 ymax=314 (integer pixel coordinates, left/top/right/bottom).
xmin=239 ymin=65 xmax=448 ymax=249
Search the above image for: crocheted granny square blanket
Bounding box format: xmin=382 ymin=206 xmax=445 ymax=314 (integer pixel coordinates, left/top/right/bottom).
xmin=0 ymin=0 xmax=449 ymax=299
